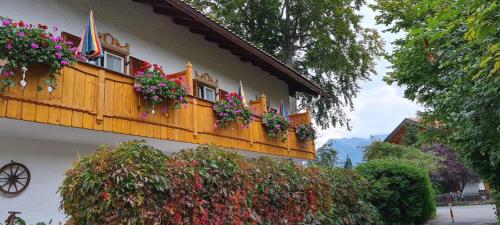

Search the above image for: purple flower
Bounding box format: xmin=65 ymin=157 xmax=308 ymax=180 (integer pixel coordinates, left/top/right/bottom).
xmin=17 ymin=32 xmax=25 ymax=38
xmin=31 ymin=43 xmax=39 ymax=49
xmin=60 ymin=60 xmax=68 ymax=65
xmin=55 ymin=52 xmax=63 ymax=59
xmin=2 ymin=70 xmax=14 ymax=77
xmin=54 ymin=45 xmax=63 ymax=50
xmin=2 ymin=19 xmax=11 ymax=27
xmin=6 ymin=43 xmax=13 ymax=50
xmin=179 ymin=96 xmax=184 ymax=101
xmin=150 ymin=85 xmax=157 ymax=90
xmin=64 ymin=41 xmax=73 ymax=46
xmin=70 ymin=47 xmax=78 ymax=52
xmin=50 ymin=36 xmax=58 ymax=42
xmin=159 ymin=82 xmax=166 ymax=87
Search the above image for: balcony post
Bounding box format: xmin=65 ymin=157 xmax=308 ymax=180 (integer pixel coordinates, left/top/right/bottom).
xmin=96 ymin=68 xmax=106 ymax=124
xmin=186 ymin=61 xmax=193 ymax=95
xmin=260 ymin=94 xmax=267 ymax=113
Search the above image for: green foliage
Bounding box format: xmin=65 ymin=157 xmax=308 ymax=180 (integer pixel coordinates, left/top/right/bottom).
xmin=262 ymin=110 xmax=290 ymax=142
xmin=370 ymin=0 xmax=500 ymax=198
xmin=59 ymin=141 xmax=170 ymax=225
xmin=60 ymin=143 xmax=383 ymax=225
xmin=184 ymin=0 xmax=384 ymax=129
xmin=364 ymin=141 xmax=441 ymax=172
xmin=0 ymin=17 xmax=77 ymax=92
xmin=312 ymin=143 xmax=338 ymax=167
xmin=213 ymin=92 xmax=252 ymax=128
xmin=357 ymin=160 xmax=436 ymax=225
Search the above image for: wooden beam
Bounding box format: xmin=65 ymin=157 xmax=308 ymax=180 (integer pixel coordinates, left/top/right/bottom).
xmin=133 ymin=0 xmax=170 ymax=7
xmin=153 ymin=6 xmax=191 ymax=20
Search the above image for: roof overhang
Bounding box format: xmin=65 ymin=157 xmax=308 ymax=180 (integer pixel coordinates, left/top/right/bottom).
xmin=132 ymin=0 xmax=326 ymax=96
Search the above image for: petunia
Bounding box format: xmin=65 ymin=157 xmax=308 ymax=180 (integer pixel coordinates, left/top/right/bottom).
xmin=17 ymin=32 xmax=25 ymax=38
xmin=31 ymin=43 xmax=39 ymax=49
xmin=55 ymin=52 xmax=63 ymax=59
xmin=54 ymin=45 xmax=63 ymax=50
xmin=60 ymin=60 xmax=68 ymax=65
xmin=2 ymin=19 xmax=11 ymax=27
xmin=6 ymin=43 xmax=13 ymax=50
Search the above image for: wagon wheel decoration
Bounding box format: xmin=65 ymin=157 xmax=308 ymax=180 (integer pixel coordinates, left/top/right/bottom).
xmin=0 ymin=161 xmax=31 ymax=195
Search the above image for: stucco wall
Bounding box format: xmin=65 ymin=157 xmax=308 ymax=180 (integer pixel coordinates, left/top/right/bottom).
xmin=0 ymin=0 xmax=289 ymax=109
xmin=0 ymin=136 xmax=96 ymax=223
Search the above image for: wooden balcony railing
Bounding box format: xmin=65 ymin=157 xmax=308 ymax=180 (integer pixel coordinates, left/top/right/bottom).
xmin=0 ymin=62 xmax=315 ymax=159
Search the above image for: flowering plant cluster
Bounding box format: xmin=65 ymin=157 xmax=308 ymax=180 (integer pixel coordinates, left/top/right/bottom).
xmin=296 ymin=123 xmax=317 ymax=142
xmin=0 ymin=17 xmax=78 ymax=92
xmin=262 ymin=110 xmax=290 ymax=142
xmin=213 ymin=92 xmax=252 ymax=128
xmin=134 ymin=62 xmax=188 ymax=115
xmin=60 ymin=143 xmax=384 ymax=225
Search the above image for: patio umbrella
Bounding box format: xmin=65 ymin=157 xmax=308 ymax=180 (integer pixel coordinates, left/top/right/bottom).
xmin=279 ymin=99 xmax=289 ymax=121
xmin=239 ymin=80 xmax=248 ymax=107
xmin=77 ymin=10 xmax=103 ymax=60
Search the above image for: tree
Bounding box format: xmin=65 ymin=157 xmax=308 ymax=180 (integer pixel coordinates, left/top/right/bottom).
xmin=312 ymin=143 xmax=338 ymax=167
xmin=343 ymin=154 xmax=353 ymax=169
xmin=370 ymin=0 xmax=500 ymax=203
xmin=185 ymin=0 xmax=384 ymax=128
xmin=423 ymin=144 xmax=479 ymax=193
xmin=364 ymin=141 xmax=441 ymax=173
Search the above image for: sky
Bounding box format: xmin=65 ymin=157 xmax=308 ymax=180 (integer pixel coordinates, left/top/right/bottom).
xmin=315 ymin=2 xmax=423 ymax=147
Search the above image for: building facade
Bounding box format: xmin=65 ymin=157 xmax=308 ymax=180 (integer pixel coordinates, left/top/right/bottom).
xmin=0 ymin=0 xmax=322 ymax=222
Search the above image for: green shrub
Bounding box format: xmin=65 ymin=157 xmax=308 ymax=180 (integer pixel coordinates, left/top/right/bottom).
xmin=357 ymin=159 xmax=436 ymax=225
xmin=61 ymin=143 xmax=383 ymax=225
xmin=59 ymin=141 xmax=170 ymax=225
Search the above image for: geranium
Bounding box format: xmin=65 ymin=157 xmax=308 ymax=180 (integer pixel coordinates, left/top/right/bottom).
xmin=213 ymin=92 xmax=252 ymax=128
xmin=262 ymin=110 xmax=290 ymax=142
xmin=296 ymin=123 xmax=316 ymax=142
xmin=134 ymin=61 xmax=188 ymax=115
xmin=0 ymin=16 xmax=77 ymax=92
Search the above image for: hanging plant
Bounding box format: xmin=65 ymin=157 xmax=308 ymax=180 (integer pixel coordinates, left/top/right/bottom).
xmin=296 ymin=123 xmax=316 ymax=142
xmin=134 ymin=61 xmax=188 ymax=115
xmin=0 ymin=17 xmax=78 ymax=92
xmin=262 ymin=110 xmax=290 ymax=142
xmin=213 ymin=92 xmax=252 ymax=128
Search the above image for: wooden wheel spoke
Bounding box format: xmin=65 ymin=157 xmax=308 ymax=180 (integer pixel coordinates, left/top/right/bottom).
xmin=0 ymin=162 xmax=30 ymax=194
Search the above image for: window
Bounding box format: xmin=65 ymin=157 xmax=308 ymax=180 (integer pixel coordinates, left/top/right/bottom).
xmin=104 ymin=51 xmax=124 ymax=73
xmin=197 ymin=84 xmax=216 ymax=102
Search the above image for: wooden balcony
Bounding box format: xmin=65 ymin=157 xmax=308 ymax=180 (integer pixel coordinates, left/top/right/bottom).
xmin=0 ymin=62 xmax=315 ymax=159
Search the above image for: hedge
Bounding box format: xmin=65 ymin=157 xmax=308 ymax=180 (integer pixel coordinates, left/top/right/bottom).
xmin=60 ymin=141 xmax=382 ymax=225
xmin=356 ymin=160 xmax=436 ymax=225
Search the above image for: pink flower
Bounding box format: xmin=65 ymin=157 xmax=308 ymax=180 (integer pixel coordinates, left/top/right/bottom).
xmin=55 ymin=52 xmax=63 ymax=59
xmin=159 ymin=82 xmax=166 ymax=87
xmin=2 ymin=70 xmax=14 ymax=77
xmin=31 ymin=43 xmax=39 ymax=49
xmin=2 ymin=19 xmax=11 ymax=27
xmin=50 ymin=36 xmax=58 ymax=42
xmin=70 ymin=47 xmax=78 ymax=52
xmin=17 ymin=32 xmax=25 ymax=38
xmin=60 ymin=60 xmax=68 ymax=65
xmin=64 ymin=41 xmax=73 ymax=46
xmin=6 ymin=43 xmax=13 ymax=50
xmin=54 ymin=45 xmax=63 ymax=50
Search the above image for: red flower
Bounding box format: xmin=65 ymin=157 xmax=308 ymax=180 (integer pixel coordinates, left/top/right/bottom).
xmin=41 ymin=41 xmax=48 ymax=47
xmin=18 ymin=20 xmax=24 ymax=27
xmin=11 ymin=23 xmax=17 ymax=28
xmin=38 ymin=24 xmax=48 ymax=29
xmin=39 ymin=33 xmax=46 ymax=39
xmin=101 ymin=192 xmax=110 ymax=201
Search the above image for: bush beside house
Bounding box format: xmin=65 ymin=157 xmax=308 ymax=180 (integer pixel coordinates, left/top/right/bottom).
xmin=357 ymin=160 xmax=436 ymax=225
xmin=60 ymin=141 xmax=383 ymax=225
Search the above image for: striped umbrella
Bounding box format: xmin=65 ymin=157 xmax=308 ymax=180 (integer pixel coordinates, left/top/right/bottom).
xmin=77 ymin=11 xmax=103 ymax=59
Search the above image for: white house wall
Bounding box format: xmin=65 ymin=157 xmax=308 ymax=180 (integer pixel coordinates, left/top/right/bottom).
xmin=0 ymin=0 xmax=290 ymax=109
xmin=0 ymin=136 xmax=96 ymax=223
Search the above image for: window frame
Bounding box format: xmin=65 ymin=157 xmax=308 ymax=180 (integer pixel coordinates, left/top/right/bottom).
xmin=103 ymin=51 xmax=125 ymax=73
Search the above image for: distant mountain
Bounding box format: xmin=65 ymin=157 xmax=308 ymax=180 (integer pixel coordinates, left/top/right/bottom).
xmin=322 ymin=134 xmax=387 ymax=166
